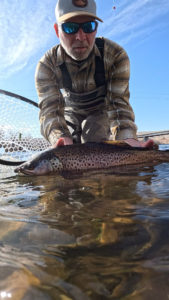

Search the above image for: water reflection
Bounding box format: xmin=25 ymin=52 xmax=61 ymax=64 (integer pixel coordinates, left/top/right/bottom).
xmin=0 ymin=163 xmax=169 ymax=298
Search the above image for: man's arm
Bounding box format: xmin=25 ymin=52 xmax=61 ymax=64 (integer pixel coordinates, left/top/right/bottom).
xmin=35 ymin=50 xmax=73 ymax=147
xmin=104 ymin=39 xmax=154 ymax=148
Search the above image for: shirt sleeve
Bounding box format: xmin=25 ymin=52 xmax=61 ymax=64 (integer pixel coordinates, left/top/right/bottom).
xmin=104 ymin=39 xmax=137 ymax=140
xmin=35 ymin=49 xmax=72 ymax=145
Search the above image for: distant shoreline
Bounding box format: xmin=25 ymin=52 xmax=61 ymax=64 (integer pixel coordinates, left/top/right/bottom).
xmin=137 ymin=132 xmax=169 ymax=144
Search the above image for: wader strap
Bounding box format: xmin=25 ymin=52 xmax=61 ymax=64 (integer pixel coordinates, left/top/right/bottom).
xmin=59 ymin=37 xmax=105 ymax=90
xmin=95 ymin=37 xmax=105 ymax=86
xmin=59 ymin=63 xmax=72 ymax=90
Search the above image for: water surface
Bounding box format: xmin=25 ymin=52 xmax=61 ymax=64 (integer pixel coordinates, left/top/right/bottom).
xmin=0 ymin=148 xmax=169 ymax=299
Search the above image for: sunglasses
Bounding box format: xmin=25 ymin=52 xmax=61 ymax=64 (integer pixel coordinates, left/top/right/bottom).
xmin=61 ymin=21 xmax=98 ymax=34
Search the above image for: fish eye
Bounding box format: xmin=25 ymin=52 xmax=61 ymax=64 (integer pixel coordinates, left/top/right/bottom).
xmin=25 ymin=165 xmax=35 ymax=170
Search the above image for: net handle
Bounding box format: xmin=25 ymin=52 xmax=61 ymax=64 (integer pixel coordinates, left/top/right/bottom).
xmin=0 ymin=89 xmax=38 ymax=108
xmin=0 ymin=159 xmax=24 ymax=166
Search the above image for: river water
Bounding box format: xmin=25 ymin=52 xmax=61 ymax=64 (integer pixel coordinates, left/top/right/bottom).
xmin=0 ymin=146 xmax=169 ymax=299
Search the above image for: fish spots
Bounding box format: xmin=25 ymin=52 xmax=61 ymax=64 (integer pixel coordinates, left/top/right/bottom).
xmin=18 ymin=142 xmax=169 ymax=176
xmin=57 ymin=145 xmax=140 ymax=172
xmin=50 ymin=157 xmax=63 ymax=171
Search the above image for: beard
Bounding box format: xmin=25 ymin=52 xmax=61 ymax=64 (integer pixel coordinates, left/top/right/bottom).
xmin=61 ymin=40 xmax=95 ymax=61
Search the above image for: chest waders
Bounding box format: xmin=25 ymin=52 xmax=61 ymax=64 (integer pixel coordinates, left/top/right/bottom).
xmin=59 ymin=38 xmax=106 ymax=143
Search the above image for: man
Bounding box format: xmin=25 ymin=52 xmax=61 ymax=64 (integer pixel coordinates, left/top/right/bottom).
xmin=35 ymin=0 xmax=153 ymax=148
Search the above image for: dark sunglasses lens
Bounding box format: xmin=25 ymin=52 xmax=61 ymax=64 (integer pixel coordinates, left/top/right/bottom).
xmin=62 ymin=23 xmax=79 ymax=34
xmin=82 ymin=21 xmax=97 ymax=33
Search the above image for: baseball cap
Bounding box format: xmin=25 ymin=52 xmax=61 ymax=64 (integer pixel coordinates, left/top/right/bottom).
xmin=55 ymin=0 xmax=103 ymax=23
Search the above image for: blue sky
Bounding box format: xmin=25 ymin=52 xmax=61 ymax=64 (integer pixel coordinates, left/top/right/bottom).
xmin=0 ymin=0 xmax=169 ymax=132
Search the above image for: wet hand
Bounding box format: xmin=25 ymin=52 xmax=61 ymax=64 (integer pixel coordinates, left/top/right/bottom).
xmin=124 ymin=138 xmax=157 ymax=149
xmin=52 ymin=137 xmax=73 ymax=148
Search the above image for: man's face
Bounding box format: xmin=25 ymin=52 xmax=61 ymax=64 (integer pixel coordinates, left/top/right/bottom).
xmin=56 ymin=16 xmax=97 ymax=61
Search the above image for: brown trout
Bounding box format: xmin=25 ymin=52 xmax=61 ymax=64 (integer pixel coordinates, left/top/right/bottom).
xmin=14 ymin=142 xmax=169 ymax=176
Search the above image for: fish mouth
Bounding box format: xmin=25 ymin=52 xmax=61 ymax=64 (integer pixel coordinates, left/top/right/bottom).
xmin=20 ymin=169 xmax=36 ymax=175
xmin=14 ymin=152 xmax=63 ymax=176
xmin=14 ymin=167 xmax=36 ymax=176
xmin=14 ymin=159 xmax=55 ymax=176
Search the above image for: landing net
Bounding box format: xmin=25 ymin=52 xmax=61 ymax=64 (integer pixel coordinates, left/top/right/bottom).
xmin=0 ymin=90 xmax=50 ymax=163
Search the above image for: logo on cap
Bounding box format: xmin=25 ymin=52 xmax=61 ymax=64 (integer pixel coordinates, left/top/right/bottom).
xmin=72 ymin=0 xmax=88 ymax=8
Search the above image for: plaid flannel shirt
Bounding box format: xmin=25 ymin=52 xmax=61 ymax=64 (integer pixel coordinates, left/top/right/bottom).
xmin=35 ymin=37 xmax=137 ymax=145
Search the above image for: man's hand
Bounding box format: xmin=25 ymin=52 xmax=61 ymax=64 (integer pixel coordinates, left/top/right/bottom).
xmin=124 ymin=138 xmax=156 ymax=149
xmin=52 ymin=137 xmax=73 ymax=148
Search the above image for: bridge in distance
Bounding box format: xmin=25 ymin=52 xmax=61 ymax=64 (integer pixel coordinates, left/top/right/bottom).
xmin=137 ymin=130 xmax=169 ymax=138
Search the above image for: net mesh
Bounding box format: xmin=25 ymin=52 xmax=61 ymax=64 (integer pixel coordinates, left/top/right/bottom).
xmin=0 ymin=91 xmax=50 ymax=162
